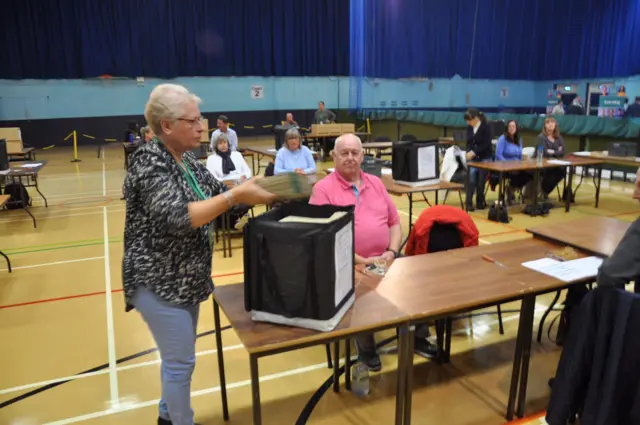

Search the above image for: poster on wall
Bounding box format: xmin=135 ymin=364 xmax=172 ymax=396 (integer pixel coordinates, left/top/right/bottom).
xmin=500 ymin=87 xmax=509 ymax=98
xmin=251 ymin=85 xmax=264 ymax=99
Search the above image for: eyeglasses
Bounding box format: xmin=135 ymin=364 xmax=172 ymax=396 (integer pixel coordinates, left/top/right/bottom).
xmin=177 ymin=116 xmax=205 ymax=126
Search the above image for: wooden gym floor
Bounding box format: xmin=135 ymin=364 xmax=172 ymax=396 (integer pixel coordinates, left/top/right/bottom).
xmin=1 ymin=138 xmax=638 ymax=425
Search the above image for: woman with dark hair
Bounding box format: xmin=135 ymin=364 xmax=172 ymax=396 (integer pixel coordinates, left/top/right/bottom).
xmin=537 ymin=117 xmax=566 ymax=199
xmin=464 ymin=108 xmax=492 ymax=211
xmin=496 ymin=120 xmax=531 ymax=203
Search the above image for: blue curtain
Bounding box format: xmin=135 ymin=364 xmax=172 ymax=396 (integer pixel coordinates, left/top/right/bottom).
xmin=0 ymin=0 xmax=349 ymax=79
xmin=350 ymin=0 xmax=640 ymax=81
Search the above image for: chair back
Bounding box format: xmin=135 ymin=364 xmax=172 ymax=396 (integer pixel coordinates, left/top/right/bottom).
xmin=426 ymin=223 xmax=463 ymax=253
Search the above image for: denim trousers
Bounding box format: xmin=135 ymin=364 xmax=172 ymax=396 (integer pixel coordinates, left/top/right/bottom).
xmin=133 ymin=286 xmax=200 ymax=425
xmin=466 ymin=158 xmax=492 ymax=207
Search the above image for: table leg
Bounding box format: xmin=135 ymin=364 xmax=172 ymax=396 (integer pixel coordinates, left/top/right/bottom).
xmin=408 ymin=193 xmax=413 ymax=231
xmin=531 ymin=168 xmax=540 ymax=214
xmin=537 ymin=290 xmax=560 ymax=343
xmin=402 ymin=325 xmax=415 ymax=425
xmin=444 ymin=318 xmax=452 ymax=363
xmin=565 ymin=166 xmax=574 ymax=212
xmin=34 ymin=176 xmax=48 ymax=208
xmin=250 ymin=354 xmax=262 ymax=425
xmin=213 ymin=300 xmax=229 ymax=420
xmin=345 ymin=339 xmax=352 ymax=391
xmin=435 ymin=190 xmax=439 ymax=205
xmin=594 ymin=166 xmax=602 ymax=208
xmin=0 ymin=250 xmax=11 ymax=272
xmin=458 ymin=190 xmax=464 ymax=209
xmin=464 ymin=167 xmax=470 ymax=211
xmin=226 ymin=212 xmax=232 ymax=258
xmin=506 ymin=299 xmax=529 ymax=420
xmin=395 ymin=326 xmax=407 ymax=425
xmin=222 ymin=213 xmax=228 ymax=259
xmin=23 ymin=205 xmax=36 ymax=229
xmin=333 ymin=341 xmax=340 ymax=393
xmin=516 ymin=296 xmax=536 ymax=418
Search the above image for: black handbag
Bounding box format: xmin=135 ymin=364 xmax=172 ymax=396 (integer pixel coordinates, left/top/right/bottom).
xmin=243 ymin=202 xmax=355 ymax=330
xmin=487 ymin=201 xmax=510 ymax=223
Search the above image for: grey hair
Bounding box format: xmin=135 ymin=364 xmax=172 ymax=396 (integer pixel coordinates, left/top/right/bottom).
xmin=141 ymin=126 xmax=152 ymax=136
xmin=214 ymin=133 xmax=229 ymax=150
xmin=284 ymin=127 xmax=301 ymax=150
xmin=144 ymin=84 xmax=202 ymax=135
xmin=334 ymin=133 xmax=362 ymax=151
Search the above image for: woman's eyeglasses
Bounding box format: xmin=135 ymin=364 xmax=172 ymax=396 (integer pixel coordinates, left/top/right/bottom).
xmin=178 ymin=116 xmax=205 ymax=126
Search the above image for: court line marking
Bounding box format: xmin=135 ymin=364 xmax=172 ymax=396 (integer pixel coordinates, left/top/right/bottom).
xmin=40 ymin=310 xmax=549 ymax=424
xmin=0 ymin=256 xmax=104 ymax=272
xmin=0 ymin=272 xmax=244 ymax=309
xmin=0 ymin=207 xmax=126 ymax=224
xmin=43 ymin=362 xmax=330 ymax=425
xmin=0 ymin=345 xmax=244 ymax=396
xmin=102 ymin=162 xmax=120 ymax=406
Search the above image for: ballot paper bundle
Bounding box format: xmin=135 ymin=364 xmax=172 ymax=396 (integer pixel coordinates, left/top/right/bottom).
xmin=243 ymin=203 xmax=355 ymax=331
xmin=255 ymin=172 xmax=313 ymax=200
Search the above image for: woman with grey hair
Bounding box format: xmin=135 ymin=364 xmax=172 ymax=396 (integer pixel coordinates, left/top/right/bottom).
xmin=274 ymin=127 xmax=316 ymax=175
xmin=122 ymin=84 xmax=275 ymax=425
xmin=141 ymin=126 xmax=155 ymax=143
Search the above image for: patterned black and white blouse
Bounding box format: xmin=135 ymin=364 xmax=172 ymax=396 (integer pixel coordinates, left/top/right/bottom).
xmin=122 ymin=141 xmax=226 ymax=311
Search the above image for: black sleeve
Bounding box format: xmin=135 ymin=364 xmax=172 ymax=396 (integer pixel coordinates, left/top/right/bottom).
xmin=597 ymin=218 xmax=640 ymax=289
xmin=555 ymin=137 xmax=565 ymax=158
xmin=472 ymin=123 xmax=493 ymax=158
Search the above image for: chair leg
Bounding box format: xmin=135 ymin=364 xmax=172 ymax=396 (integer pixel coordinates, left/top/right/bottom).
xmin=325 ymin=344 xmax=333 ymax=369
xmin=497 ymin=304 xmax=504 ymax=335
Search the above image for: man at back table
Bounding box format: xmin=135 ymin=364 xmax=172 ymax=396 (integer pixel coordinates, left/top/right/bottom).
xmin=310 ymin=134 xmax=437 ymax=371
xmin=210 ymin=115 xmax=239 ymax=152
xmin=313 ymin=101 xmax=336 ymax=124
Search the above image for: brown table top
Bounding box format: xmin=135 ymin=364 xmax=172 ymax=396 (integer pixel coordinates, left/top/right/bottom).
xmin=527 ymin=216 xmax=630 ymax=257
xmin=213 ymin=270 xmax=408 ymax=355
xmin=373 ymin=238 xmax=591 ymax=321
xmin=382 ymin=175 xmax=464 ymax=194
xmin=0 ymin=194 xmax=10 ymax=207
xmin=2 ymin=161 xmax=47 ymax=176
xmin=573 ymin=151 xmax=640 ymax=167
xmin=468 ymin=156 xmax=603 ymax=172
xmin=362 ymin=142 xmax=393 ymax=149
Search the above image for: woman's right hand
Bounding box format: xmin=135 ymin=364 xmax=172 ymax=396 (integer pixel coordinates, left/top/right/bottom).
xmin=231 ymin=177 xmax=277 ymax=206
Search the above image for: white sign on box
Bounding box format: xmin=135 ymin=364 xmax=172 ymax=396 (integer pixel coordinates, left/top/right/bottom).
xmin=251 ymin=85 xmax=264 ymax=99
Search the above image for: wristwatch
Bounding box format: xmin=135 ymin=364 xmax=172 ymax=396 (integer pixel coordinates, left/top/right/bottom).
xmin=386 ymin=249 xmax=399 ymax=258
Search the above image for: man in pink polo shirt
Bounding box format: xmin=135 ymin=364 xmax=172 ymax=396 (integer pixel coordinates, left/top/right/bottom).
xmin=310 ymin=134 xmax=437 ymax=371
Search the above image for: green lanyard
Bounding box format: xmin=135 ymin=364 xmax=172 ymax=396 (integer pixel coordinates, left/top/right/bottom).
xmin=155 ymin=138 xmax=214 ymax=248
xmin=181 ymin=161 xmax=208 ymax=201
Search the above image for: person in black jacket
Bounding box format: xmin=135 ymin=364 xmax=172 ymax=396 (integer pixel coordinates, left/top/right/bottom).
xmin=536 ymin=117 xmax=566 ymax=199
xmin=597 ymin=167 xmax=640 ymax=292
xmin=464 ymin=109 xmax=493 ymax=211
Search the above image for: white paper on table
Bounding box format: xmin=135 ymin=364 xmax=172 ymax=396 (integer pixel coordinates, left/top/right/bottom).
xmin=522 ymin=256 xmax=603 ymax=283
xmin=266 ymin=148 xmax=277 ymax=152
xmin=0 ymin=169 xmax=10 ymax=175
xmin=573 ymin=151 xmax=591 ymax=157
xmin=635 ymin=158 xmax=640 ymax=162
xmin=333 ymin=223 xmax=354 ymax=307
xmin=381 ymin=168 xmax=392 ymax=175
xmin=417 ymin=145 xmax=437 ymax=180
xmin=20 ymin=164 xmax=40 ymax=168
xmin=546 ymin=159 xmax=571 ymax=166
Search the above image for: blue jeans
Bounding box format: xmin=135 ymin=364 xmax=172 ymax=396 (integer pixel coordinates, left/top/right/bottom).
xmin=133 ymin=286 xmax=200 ymax=425
xmin=466 ymin=159 xmax=491 ymax=208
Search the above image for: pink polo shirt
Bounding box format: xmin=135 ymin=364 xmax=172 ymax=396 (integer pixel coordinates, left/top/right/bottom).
xmin=309 ymin=171 xmax=400 ymax=258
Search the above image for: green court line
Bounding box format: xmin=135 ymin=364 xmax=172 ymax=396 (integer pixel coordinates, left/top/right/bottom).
xmin=4 ymin=239 xmax=124 ymax=255
xmin=1 ymin=236 xmax=121 ymax=252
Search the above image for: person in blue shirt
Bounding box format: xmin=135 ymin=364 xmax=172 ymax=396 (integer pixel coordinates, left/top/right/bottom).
xmin=496 ymin=120 xmax=531 ymax=203
xmin=274 ymin=128 xmax=316 ymax=175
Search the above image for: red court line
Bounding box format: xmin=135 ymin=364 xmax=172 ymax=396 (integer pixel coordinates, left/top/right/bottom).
xmin=502 ymin=411 xmax=545 ymax=424
xmin=0 ymin=271 xmax=244 ymax=310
